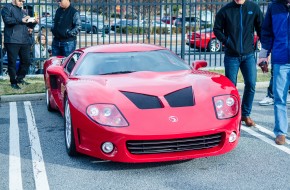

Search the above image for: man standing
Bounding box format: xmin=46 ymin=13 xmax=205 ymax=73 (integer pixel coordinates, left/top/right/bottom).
xmin=51 ymin=0 xmax=81 ymax=57
xmin=1 ymin=0 xmax=38 ymax=89
xmin=258 ymin=0 xmax=290 ymax=145
xmin=213 ymin=0 xmax=264 ymax=127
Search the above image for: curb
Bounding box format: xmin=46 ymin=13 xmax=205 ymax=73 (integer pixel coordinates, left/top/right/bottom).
xmin=0 ymin=82 xmax=269 ymax=103
xmin=0 ymin=93 xmax=45 ymax=103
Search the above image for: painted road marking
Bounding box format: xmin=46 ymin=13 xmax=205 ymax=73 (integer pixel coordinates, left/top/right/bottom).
xmin=9 ymin=102 xmax=23 ymax=190
xmin=242 ymin=125 xmax=290 ymax=155
xmin=24 ymin=101 xmax=50 ymax=190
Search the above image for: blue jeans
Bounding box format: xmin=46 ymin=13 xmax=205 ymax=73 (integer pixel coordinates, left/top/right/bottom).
xmin=224 ymin=54 xmax=257 ymax=117
xmin=273 ymin=63 xmax=290 ymax=136
xmin=51 ymin=39 xmax=76 ymax=57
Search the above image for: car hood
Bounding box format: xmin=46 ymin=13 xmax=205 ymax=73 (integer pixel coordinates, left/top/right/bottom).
xmin=70 ymin=70 xmax=234 ymax=95
xmin=67 ymin=70 xmax=239 ymax=135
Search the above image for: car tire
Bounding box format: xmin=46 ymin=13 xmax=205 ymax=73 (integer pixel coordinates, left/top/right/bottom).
xmin=92 ymin=26 xmax=97 ymax=34
xmin=46 ymin=89 xmax=53 ymax=112
xmin=207 ymin=39 xmax=221 ymax=52
xmin=64 ymin=98 xmax=77 ymax=156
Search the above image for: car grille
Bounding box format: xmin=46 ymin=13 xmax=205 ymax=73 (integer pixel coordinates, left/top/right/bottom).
xmin=126 ymin=133 xmax=222 ymax=154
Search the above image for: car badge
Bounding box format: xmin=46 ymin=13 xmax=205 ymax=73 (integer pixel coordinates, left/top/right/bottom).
xmin=169 ymin=116 xmax=178 ymax=123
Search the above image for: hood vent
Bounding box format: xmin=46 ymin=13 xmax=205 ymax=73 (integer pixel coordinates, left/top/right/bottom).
xmin=121 ymin=92 xmax=163 ymax=109
xmin=164 ymin=87 xmax=194 ymax=107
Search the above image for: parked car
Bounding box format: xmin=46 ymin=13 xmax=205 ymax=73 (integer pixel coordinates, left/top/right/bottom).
xmin=161 ymin=16 xmax=176 ymax=25
xmin=80 ymin=15 xmax=110 ymax=34
xmin=186 ymin=28 xmax=261 ymax=52
xmin=39 ymin=16 xmax=54 ymax=30
xmin=175 ymin=16 xmax=210 ymax=29
xmin=110 ymin=19 xmax=133 ymax=31
xmin=44 ymin=43 xmax=240 ymax=163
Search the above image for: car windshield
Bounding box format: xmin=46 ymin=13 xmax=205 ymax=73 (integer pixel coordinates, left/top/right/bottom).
xmin=75 ymin=50 xmax=190 ymax=76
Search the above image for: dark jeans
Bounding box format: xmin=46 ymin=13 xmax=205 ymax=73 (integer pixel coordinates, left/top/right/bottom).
xmin=224 ymin=53 xmax=257 ymax=117
xmin=5 ymin=43 xmax=31 ymax=84
xmin=51 ymin=39 xmax=76 ymax=57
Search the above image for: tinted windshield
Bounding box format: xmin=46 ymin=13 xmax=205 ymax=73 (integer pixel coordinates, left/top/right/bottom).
xmin=75 ymin=50 xmax=190 ymax=76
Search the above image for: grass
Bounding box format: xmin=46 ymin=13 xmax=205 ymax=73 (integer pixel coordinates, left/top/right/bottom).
xmin=0 ymin=69 xmax=271 ymax=96
xmin=0 ymin=76 xmax=46 ymax=96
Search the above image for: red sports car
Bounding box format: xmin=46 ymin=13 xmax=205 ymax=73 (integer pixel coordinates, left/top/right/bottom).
xmin=44 ymin=44 xmax=241 ymax=163
xmin=186 ymin=28 xmax=261 ymax=52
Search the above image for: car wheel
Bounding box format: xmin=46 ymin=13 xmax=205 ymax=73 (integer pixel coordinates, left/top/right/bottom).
xmin=207 ymin=39 xmax=221 ymax=52
xmin=64 ymin=98 xmax=77 ymax=156
xmin=92 ymin=26 xmax=97 ymax=34
xmin=256 ymin=39 xmax=261 ymax=51
xmin=45 ymin=89 xmax=53 ymax=112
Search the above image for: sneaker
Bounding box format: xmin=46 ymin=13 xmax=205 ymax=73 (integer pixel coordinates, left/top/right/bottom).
xmin=259 ymin=96 xmax=274 ymax=106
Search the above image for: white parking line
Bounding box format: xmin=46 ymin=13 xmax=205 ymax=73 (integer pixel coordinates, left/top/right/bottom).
xmin=242 ymin=125 xmax=290 ymax=155
xmin=24 ymin=101 xmax=50 ymax=190
xmin=9 ymin=102 xmax=23 ymax=190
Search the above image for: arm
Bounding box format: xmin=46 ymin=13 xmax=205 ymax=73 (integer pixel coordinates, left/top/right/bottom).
xmin=66 ymin=12 xmax=81 ymax=37
xmin=213 ymin=10 xmax=227 ymax=44
xmin=1 ymin=6 xmax=22 ymax=26
xmin=259 ymin=4 xmax=273 ymax=59
xmin=254 ymin=6 xmax=264 ymax=40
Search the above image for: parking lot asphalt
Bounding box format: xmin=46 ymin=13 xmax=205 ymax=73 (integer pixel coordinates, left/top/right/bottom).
xmin=0 ymin=82 xmax=269 ymax=103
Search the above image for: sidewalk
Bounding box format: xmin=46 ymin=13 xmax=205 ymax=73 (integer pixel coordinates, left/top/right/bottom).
xmin=0 ymin=81 xmax=269 ymax=103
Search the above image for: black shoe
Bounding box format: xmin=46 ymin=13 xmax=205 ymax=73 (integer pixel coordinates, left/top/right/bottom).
xmin=11 ymin=84 xmax=21 ymax=90
xmin=17 ymin=79 xmax=30 ymax=85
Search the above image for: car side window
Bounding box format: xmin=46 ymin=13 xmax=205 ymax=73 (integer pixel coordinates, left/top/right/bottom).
xmin=65 ymin=53 xmax=81 ymax=74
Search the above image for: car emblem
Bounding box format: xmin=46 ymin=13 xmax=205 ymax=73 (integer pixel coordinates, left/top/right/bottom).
xmin=169 ymin=116 xmax=178 ymax=122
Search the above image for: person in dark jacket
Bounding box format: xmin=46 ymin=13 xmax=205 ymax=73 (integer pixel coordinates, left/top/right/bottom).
xmin=51 ymin=0 xmax=81 ymax=57
xmin=213 ymin=0 xmax=264 ymax=127
xmin=1 ymin=0 xmax=39 ymax=89
xmin=258 ymin=0 xmax=290 ymax=145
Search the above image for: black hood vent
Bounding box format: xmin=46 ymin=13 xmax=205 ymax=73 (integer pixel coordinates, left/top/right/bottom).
xmin=164 ymin=87 xmax=194 ymax=107
xmin=121 ymin=92 xmax=163 ymax=109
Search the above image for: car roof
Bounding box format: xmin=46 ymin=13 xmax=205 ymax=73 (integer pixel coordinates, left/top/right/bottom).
xmin=80 ymin=44 xmax=167 ymax=53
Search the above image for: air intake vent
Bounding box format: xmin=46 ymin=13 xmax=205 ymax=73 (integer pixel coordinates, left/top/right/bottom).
xmin=127 ymin=133 xmax=222 ymax=154
xmin=121 ymin=92 xmax=163 ymax=109
xmin=164 ymin=87 xmax=194 ymax=107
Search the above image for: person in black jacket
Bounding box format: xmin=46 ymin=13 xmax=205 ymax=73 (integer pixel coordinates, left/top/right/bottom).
xmin=51 ymin=0 xmax=81 ymax=57
xmin=1 ymin=0 xmax=39 ymax=89
xmin=213 ymin=0 xmax=264 ymax=127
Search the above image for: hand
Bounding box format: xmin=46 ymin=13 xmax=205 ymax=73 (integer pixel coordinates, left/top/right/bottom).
xmin=22 ymin=16 xmax=30 ymax=23
xmin=257 ymin=58 xmax=269 ymax=73
xmin=257 ymin=57 xmax=268 ymax=66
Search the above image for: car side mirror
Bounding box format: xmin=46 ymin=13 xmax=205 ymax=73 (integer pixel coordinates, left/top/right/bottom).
xmin=47 ymin=65 xmax=67 ymax=79
xmin=191 ymin=60 xmax=207 ymax=70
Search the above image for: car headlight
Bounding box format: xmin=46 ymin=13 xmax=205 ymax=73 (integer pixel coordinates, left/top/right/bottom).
xmin=213 ymin=95 xmax=239 ymax=119
xmin=87 ymin=104 xmax=129 ymax=127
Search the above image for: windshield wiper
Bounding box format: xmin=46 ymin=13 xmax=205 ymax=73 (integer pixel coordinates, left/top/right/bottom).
xmin=100 ymin=71 xmax=136 ymax=75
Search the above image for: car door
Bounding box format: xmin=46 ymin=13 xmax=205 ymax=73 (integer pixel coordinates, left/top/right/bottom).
xmin=52 ymin=53 xmax=81 ymax=112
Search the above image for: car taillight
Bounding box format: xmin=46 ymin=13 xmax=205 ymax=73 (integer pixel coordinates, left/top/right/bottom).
xmin=87 ymin=104 xmax=129 ymax=127
xmin=213 ymin=95 xmax=239 ymax=119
